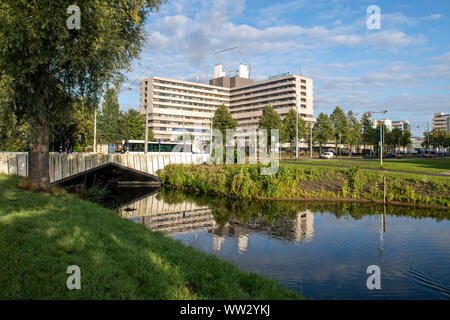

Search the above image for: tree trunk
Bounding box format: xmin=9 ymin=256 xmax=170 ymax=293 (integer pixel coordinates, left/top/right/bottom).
xmin=29 ymin=95 xmax=50 ymax=190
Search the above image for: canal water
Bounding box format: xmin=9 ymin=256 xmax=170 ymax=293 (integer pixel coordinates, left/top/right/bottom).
xmin=111 ymin=187 xmax=450 ymax=300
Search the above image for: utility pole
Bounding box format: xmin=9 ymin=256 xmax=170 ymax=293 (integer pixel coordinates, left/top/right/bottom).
xmin=183 ymin=115 xmax=186 ymax=152
xmin=310 ymin=122 xmax=313 ymax=159
xmin=144 ymin=69 xmax=150 ymax=154
xmin=209 ymin=116 xmax=213 ymax=155
xmin=295 ymin=104 xmax=299 ymax=160
xmin=367 ymin=110 xmax=388 ymax=168
xmin=380 ymin=122 xmax=383 ymax=168
xmin=93 ymin=108 xmax=97 ymax=153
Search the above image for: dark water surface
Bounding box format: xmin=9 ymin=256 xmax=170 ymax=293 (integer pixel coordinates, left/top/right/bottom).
xmin=114 ymin=188 xmax=450 ymax=300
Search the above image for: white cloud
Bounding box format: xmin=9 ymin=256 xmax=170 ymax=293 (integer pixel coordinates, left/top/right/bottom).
xmin=382 ymin=12 xmax=443 ymax=27
xmin=118 ymin=1 xmax=448 ymax=138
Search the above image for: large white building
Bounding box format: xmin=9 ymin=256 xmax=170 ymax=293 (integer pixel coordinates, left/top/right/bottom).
xmin=140 ymin=65 xmax=314 ymax=142
xmin=392 ymin=120 xmax=411 ymax=131
xmin=432 ymin=112 xmax=450 ymax=132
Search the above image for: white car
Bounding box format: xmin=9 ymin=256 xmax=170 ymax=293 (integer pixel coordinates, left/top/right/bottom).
xmin=321 ymin=152 xmax=334 ymax=159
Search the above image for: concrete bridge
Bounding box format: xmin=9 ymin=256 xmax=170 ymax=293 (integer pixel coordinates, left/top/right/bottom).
xmin=0 ymin=152 xmax=210 ymax=183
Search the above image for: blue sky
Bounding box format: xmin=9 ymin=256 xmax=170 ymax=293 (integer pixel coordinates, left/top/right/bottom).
xmin=118 ymin=0 xmax=450 ymax=136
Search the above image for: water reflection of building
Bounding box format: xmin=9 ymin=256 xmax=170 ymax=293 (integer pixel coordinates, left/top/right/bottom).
xmin=211 ymin=224 xmax=251 ymax=253
xmin=119 ymin=194 xmax=314 ymax=249
xmin=210 ymin=210 xmax=314 ymax=253
xmin=295 ymin=210 xmax=314 ymax=240
xmin=118 ymin=194 xmax=216 ymax=236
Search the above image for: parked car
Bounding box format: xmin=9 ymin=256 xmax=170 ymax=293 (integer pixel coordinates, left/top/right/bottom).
xmin=321 ymin=152 xmax=334 ymax=159
xmin=423 ymin=151 xmax=431 ymax=158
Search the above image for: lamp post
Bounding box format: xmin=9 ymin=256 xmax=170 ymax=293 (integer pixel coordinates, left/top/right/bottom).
xmin=366 ymin=110 xmax=388 ymax=168
xmin=380 ymin=122 xmax=383 ymax=168
xmin=310 ymin=122 xmax=313 ymax=159
xmin=93 ymin=108 xmax=97 ymax=153
xmin=144 ymin=68 xmax=150 ymax=154
xmin=209 ymin=116 xmax=213 ymax=155
xmin=295 ymin=104 xmax=299 ymax=160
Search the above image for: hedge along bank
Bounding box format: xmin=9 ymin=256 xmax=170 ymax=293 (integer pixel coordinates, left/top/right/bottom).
xmin=156 ymin=164 xmax=450 ymax=209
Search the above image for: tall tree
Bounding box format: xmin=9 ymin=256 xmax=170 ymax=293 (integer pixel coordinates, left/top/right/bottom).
xmin=361 ymin=112 xmax=377 ymax=149
xmin=400 ymin=129 xmax=412 ymax=150
xmin=122 ymin=109 xmax=150 ymax=140
xmin=347 ymin=111 xmax=361 ymax=156
xmin=0 ymin=0 xmax=164 ymax=188
xmin=281 ymin=108 xmax=306 ymax=156
xmin=312 ymin=113 xmax=334 ymax=156
xmin=98 ymin=88 xmax=123 ymax=144
xmin=390 ymin=127 xmax=403 ymax=152
xmin=426 ymin=129 xmax=450 ymax=149
xmin=69 ymin=100 xmax=96 ymax=152
xmin=330 ymin=106 xmax=350 ymax=154
xmin=259 ymin=105 xmax=282 ymax=149
xmin=213 ymin=104 xmax=237 ymax=140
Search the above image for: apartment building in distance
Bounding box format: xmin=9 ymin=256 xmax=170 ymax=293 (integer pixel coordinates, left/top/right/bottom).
xmin=432 ymin=112 xmax=450 ymax=132
xmin=392 ymin=120 xmax=411 ymax=131
xmin=372 ymin=119 xmax=393 ymax=130
xmin=140 ymin=64 xmax=314 ymax=142
xmin=140 ymin=76 xmax=229 ymax=142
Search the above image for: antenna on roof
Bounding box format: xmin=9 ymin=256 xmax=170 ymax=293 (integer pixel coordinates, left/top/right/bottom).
xmin=214 ymin=46 xmax=252 ymax=78
xmin=300 ymin=66 xmax=303 ymax=75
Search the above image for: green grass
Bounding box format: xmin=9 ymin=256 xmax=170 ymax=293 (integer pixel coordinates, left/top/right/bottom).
xmin=0 ymin=175 xmax=301 ymax=300
xmin=283 ymin=158 xmax=450 ymax=174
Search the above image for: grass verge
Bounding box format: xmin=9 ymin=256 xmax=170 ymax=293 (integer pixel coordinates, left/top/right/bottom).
xmin=283 ymin=158 xmax=450 ymax=174
xmin=0 ymin=174 xmax=301 ymax=300
xmin=157 ymin=164 xmax=450 ymax=208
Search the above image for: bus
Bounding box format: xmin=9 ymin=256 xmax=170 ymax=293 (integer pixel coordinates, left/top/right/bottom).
xmin=111 ymin=140 xmax=192 ymax=154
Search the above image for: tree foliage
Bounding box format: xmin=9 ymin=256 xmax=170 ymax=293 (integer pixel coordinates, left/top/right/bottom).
xmin=281 ymin=108 xmax=307 ymax=144
xmin=0 ymin=0 xmax=164 ymax=188
xmin=423 ymin=129 xmax=450 ymax=149
xmin=361 ymin=112 xmax=377 ymax=148
xmin=259 ymin=105 xmax=282 ymax=149
xmin=330 ymin=106 xmax=350 ymax=150
xmin=312 ymin=112 xmax=334 ymax=155
xmin=98 ymin=88 xmax=123 ymax=144
xmin=122 ymin=109 xmax=149 ymax=141
xmin=213 ymin=104 xmax=237 ymax=138
xmin=347 ymin=111 xmax=361 ymax=155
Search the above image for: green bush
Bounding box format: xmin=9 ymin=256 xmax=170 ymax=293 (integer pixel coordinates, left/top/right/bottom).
xmin=157 ymin=164 xmax=450 ymax=207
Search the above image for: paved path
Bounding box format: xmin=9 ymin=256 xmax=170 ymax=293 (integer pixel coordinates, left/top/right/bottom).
xmin=282 ymin=160 xmax=450 ymax=178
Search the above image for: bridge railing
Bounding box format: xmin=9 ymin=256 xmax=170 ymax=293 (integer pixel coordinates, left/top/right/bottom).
xmin=0 ymin=152 xmax=210 ymax=182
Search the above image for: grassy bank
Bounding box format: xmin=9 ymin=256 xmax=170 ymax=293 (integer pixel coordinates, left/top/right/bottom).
xmin=157 ymin=164 xmax=450 ymax=208
xmin=0 ymin=175 xmax=300 ymax=299
xmin=283 ymin=158 xmax=450 ymax=174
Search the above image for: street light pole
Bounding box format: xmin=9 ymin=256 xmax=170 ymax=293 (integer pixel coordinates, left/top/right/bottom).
xmin=93 ymin=108 xmax=97 ymax=153
xmin=295 ymin=105 xmax=299 ymax=160
xmin=144 ymin=69 xmax=150 ymax=154
xmin=210 ymin=116 xmax=213 ymax=155
xmin=310 ymin=122 xmax=313 ymax=159
xmin=380 ymin=122 xmax=383 ymax=168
